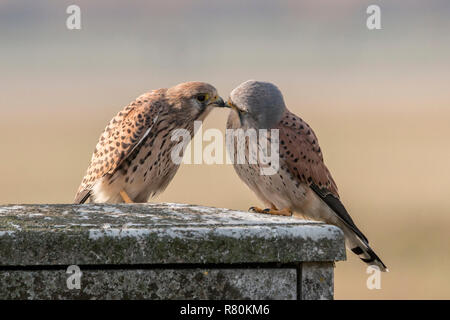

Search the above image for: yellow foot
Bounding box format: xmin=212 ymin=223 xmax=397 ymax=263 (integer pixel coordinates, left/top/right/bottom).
xmin=119 ymin=190 xmax=134 ymax=204
xmin=248 ymin=206 xmax=293 ymax=216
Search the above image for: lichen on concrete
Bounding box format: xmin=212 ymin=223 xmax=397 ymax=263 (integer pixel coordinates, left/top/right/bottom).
xmin=0 ymin=268 xmax=297 ymax=300
xmin=300 ymin=262 xmax=335 ymax=300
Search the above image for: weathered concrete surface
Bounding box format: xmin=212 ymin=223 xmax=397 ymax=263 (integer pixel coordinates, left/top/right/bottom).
xmin=300 ymin=262 xmax=334 ymax=300
xmin=0 ymin=203 xmax=346 ymax=299
xmin=0 ymin=268 xmax=297 ymax=300
xmin=0 ymin=203 xmax=345 ymax=266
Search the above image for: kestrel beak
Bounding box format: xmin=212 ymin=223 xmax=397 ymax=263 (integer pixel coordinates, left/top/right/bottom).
xmin=225 ymin=99 xmax=247 ymax=113
xmin=209 ymin=96 xmax=225 ymax=108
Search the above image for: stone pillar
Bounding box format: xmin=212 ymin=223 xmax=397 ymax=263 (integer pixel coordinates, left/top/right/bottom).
xmin=0 ymin=203 xmax=346 ymax=299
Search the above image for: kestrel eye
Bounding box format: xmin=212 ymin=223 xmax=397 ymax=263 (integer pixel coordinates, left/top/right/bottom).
xmin=196 ymin=94 xmax=207 ymax=102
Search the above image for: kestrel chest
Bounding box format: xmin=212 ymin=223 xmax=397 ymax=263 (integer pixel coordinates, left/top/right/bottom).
xmin=229 ymin=132 xmax=308 ymax=210
xmin=109 ymin=121 xmax=189 ymax=199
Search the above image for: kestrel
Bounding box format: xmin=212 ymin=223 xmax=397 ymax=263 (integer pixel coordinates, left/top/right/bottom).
xmin=224 ymin=80 xmax=387 ymax=271
xmin=74 ymin=81 xmax=224 ymax=204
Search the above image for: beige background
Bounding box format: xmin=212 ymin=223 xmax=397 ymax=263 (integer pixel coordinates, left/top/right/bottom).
xmin=1 ymin=0 xmax=449 ymax=299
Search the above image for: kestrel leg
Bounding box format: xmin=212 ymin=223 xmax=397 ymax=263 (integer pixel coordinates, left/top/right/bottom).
xmin=248 ymin=202 xmax=274 ymax=214
xmin=261 ymin=207 xmax=293 ymax=216
xmin=249 ymin=205 xmax=293 ymax=216
xmin=119 ymin=190 xmax=134 ymax=204
xmin=248 ymin=206 xmax=265 ymax=213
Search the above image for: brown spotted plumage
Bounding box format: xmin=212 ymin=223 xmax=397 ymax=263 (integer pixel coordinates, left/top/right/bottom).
xmin=278 ymin=110 xmax=338 ymax=197
xmin=74 ymin=81 xmax=224 ymax=204
xmin=225 ymin=80 xmax=387 ymax=271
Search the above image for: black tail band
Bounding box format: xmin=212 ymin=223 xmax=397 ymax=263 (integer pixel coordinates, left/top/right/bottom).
xmin=351 ymin=247 xmax=364 ymax=255
xmin=361 ymin=257 xmax=375 ymax=263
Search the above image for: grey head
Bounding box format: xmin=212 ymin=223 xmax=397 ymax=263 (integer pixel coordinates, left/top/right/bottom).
xmin=227 ymin=80 xmax=286 ymax=129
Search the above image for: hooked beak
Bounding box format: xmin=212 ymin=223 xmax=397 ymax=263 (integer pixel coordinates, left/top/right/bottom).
xmin=225 ymin=99 xmax=247 ymax=113
xmin=209 ymin=96 xmax=226 ymax=108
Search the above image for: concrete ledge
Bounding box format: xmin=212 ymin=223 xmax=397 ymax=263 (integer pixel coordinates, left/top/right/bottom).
xmin=0 ymin=203 xmax=346 ymax=299
xmin=0 ymin=203 xmax=345 ymax=266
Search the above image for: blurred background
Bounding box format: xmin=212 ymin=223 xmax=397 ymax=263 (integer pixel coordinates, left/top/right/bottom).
xmin=1 ymin=0 xmax=449 ymax=299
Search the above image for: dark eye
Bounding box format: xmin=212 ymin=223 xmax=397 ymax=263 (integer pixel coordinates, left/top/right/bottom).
xmin=196 ymin=94 xmax=207 ymax=102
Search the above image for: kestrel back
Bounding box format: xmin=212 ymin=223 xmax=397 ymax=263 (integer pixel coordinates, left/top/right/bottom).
xmin=74 ymin=81 xmax=224 ymax=204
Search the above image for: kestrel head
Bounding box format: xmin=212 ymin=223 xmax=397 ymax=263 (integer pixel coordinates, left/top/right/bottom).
xmin=226 ymin=80 xmax=286 ymax=129
xmin=166 ymin=81 xmax=225 ymax=120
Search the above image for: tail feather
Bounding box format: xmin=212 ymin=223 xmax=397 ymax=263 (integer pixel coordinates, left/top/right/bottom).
xmin=347 ymin=229 xmax=388 ymax=272
xmin=73 ymin=189 xmax=91 ymax=204
xmin=310 ymin=184 xmax=387 ymax=271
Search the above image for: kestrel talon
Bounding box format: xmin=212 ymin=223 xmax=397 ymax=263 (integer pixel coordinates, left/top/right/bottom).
xmin=224 ymin=80 xmax=387 ymax=271
xmin=74 ymin=81 xmax=224 ymax=204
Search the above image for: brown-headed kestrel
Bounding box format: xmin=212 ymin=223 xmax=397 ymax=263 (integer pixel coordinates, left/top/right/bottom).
xmin=74 ymin=81 xmax=224 ymax=204
xmin=223 ymin=80 xmax=387 ymax=271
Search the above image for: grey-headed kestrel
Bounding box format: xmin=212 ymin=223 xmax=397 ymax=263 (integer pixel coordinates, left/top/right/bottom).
xmin=74 ymin=81 xmax=224 ymax=204
xmin=223 ymin=80 xmax=387 ymax=271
